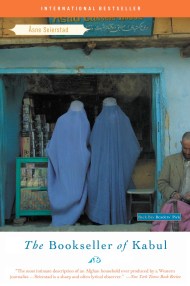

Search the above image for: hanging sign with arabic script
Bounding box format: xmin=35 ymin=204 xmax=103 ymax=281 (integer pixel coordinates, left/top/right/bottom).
xmin=49 ymin=18 xmax=154 ymax=38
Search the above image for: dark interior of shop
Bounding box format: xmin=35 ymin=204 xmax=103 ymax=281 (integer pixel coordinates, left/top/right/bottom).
xmin=22 ymin=74 xmax=155 ymax=162
xmin=20 ymin=74 xmax=155 ymax=188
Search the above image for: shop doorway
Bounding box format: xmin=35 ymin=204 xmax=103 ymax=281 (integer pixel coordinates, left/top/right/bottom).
xmin=0 ymin=70 xmax=165 ymax=226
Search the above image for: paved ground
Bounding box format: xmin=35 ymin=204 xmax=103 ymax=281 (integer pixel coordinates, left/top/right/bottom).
xmin=0 ymin=215 xmax=151 ymax=232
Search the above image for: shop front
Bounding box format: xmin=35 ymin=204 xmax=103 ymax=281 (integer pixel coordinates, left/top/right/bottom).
xmin=0 ymin=43 xmax=190 ymax=226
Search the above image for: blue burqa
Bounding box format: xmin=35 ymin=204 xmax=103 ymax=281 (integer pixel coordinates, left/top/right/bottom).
xmin=46 ymin=101 xmax=90 ymax=226
xmin=86 ymin=100 xmax=140 ymax=224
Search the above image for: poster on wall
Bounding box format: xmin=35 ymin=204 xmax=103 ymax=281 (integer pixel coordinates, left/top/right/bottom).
xmin=1 ymin=0 xmax=190 ymax=286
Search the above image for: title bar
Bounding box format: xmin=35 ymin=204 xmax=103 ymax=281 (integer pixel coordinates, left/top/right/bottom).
xmin=1 ymin=0 xmax=190 ymax=17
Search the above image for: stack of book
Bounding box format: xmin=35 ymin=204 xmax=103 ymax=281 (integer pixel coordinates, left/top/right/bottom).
xmin=20 ymin=96 xmax=34 ymax=157
xmin=20 ymin=96 xmax=55 ymax=157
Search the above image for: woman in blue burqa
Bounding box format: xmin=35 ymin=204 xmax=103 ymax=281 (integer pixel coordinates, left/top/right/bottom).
xmin=46 ymin=100 xmax=90 ymax=226
xmin=86 ymin=97 xmax=140 ymax=224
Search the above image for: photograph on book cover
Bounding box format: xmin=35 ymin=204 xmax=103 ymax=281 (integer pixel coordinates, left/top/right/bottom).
xmin=1 ymin=1 xmax=190 ymax=285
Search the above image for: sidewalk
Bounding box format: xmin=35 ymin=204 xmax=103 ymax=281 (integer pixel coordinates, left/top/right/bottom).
xmin=0 ymin=215 xmax=151 ymax=232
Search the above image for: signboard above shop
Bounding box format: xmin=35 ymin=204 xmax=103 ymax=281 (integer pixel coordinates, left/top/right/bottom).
xmin=49 ymin=18 xmax=154 ymax=38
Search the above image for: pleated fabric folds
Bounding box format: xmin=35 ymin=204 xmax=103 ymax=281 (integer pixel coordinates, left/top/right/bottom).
xmin=47 ymin=103 xmax=90 ymax=226
xmin=86 ymin=104 xmax=140 ymax=224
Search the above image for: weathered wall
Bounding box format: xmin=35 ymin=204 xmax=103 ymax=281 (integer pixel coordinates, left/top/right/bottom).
xmin=0 ymin=47 xmax=190 ymax=154
xmin=0 ymin=45 xmax=190 ymax=218
xmin=1 ymin=18 xmax=190 ymax=45
xmin=1 ymin=18 xmax=190 ymax=37
xmin=0 ymin=45 xmax=189 ymax=153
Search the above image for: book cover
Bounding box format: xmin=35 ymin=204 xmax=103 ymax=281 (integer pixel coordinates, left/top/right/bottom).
xmin=0 ymin=1 xmax=190 ymax=285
